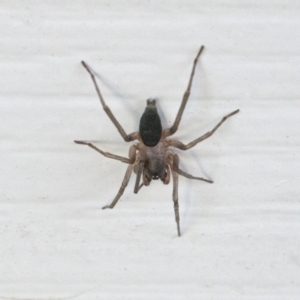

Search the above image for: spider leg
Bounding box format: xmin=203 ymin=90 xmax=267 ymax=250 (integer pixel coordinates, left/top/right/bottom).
xmin=134 ymin=161 xmax=144 ymax=194
xmin=170 ymin=155 xmax=180 ymax=237
xmin=169 ymin=109 xmax=239 ymax=150
xmin=74 ymin=140 xmax=133 ymax=164
xmin=163 ymin=46 xmax=204 ymax=137
xmin=102 ymin=165 xmax=134 ymax=209
xmin=137 ymin=182 xmax=144 ymax=192
xmin=177 ymin=168 xmax=213 ymax=184
xmin=81 ymin=61 xmax=139 ymax=142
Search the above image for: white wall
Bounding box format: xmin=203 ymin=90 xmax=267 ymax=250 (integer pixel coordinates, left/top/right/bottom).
xmin=1 ymin=1 xmax=300 ymax=299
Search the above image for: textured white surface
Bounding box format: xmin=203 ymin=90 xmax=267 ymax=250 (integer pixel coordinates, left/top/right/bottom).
xmin=1 ymin=1 xmax=300 ymax=299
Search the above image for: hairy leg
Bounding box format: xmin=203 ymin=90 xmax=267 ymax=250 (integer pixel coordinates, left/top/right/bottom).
xmin=74 ymin=140 xmax=133 ymax=164
xmin=102 ymin=165 xmax=134 ymax=209
xmin=134 ymin=161 xmax=144 ymax=194
xmin=177 ymin=168 xmax=213 ymax=183
xmin=169 ymin=109 xmax=239 ymax=150
xmin=82 ymin=61 xmax=139 ymax=142
xmin=170 ymin=155 xmax=181 ymax=236
xmin=163 ymin=46 xmax=205 ymax=137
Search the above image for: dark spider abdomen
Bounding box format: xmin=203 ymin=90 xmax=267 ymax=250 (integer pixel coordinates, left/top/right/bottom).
xmin=139 ymin=99 xmax=162 ymax=147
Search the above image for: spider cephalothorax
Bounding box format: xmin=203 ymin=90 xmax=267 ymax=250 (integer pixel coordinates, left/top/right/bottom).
xmin=75 ymin=46 xmax=239 ymax=236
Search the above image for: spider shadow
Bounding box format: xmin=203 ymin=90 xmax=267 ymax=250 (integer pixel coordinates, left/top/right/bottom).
xmin=85 ymin=62 xmax=143 ymax=130
xmin=171 ymin=59 xmax=215 ymax=234
xmin=177 ymin=149 xmax=213 ymax=234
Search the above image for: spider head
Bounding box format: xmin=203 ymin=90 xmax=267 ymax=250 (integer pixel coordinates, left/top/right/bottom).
xmin=143 ymin=168 xmax=161 ymax=185
xmin=139 ymin=98 xmax=162 ymax=147
xmin=142 ymin=161 xmax=168 ymax=185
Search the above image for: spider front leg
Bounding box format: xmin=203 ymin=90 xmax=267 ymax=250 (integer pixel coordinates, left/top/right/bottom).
xmin=102 ymin=145 xmax=137 ymax=209
xmin=134 ymin=161 xmax=145 ymax=194
xmin=164 ymin=45 xmax=204 ymax=137
xmin=170 ymin=155 xmax=180 ymax=236
xmin=102 ymin=165 xmax=134 ymax=209
xmin=169 ymin=109 xmax=239 ymax=150
xmin=81 ymin=61 xmax=139 ymax=142
xmin=169 ymin=153 xmax=212 ymax=237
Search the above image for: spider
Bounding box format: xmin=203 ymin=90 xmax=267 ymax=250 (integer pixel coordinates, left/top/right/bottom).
xmin=75 ymin=46 xmax=239 ymax=236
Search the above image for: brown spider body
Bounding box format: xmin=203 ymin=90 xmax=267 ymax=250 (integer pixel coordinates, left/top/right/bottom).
xmin=75 ymin=46 xmax=239 ymax=236
xmin=136 ymin=99 xmax=170 ymax=185
xmin=136 ymin=141 xmax=169 ymax=183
